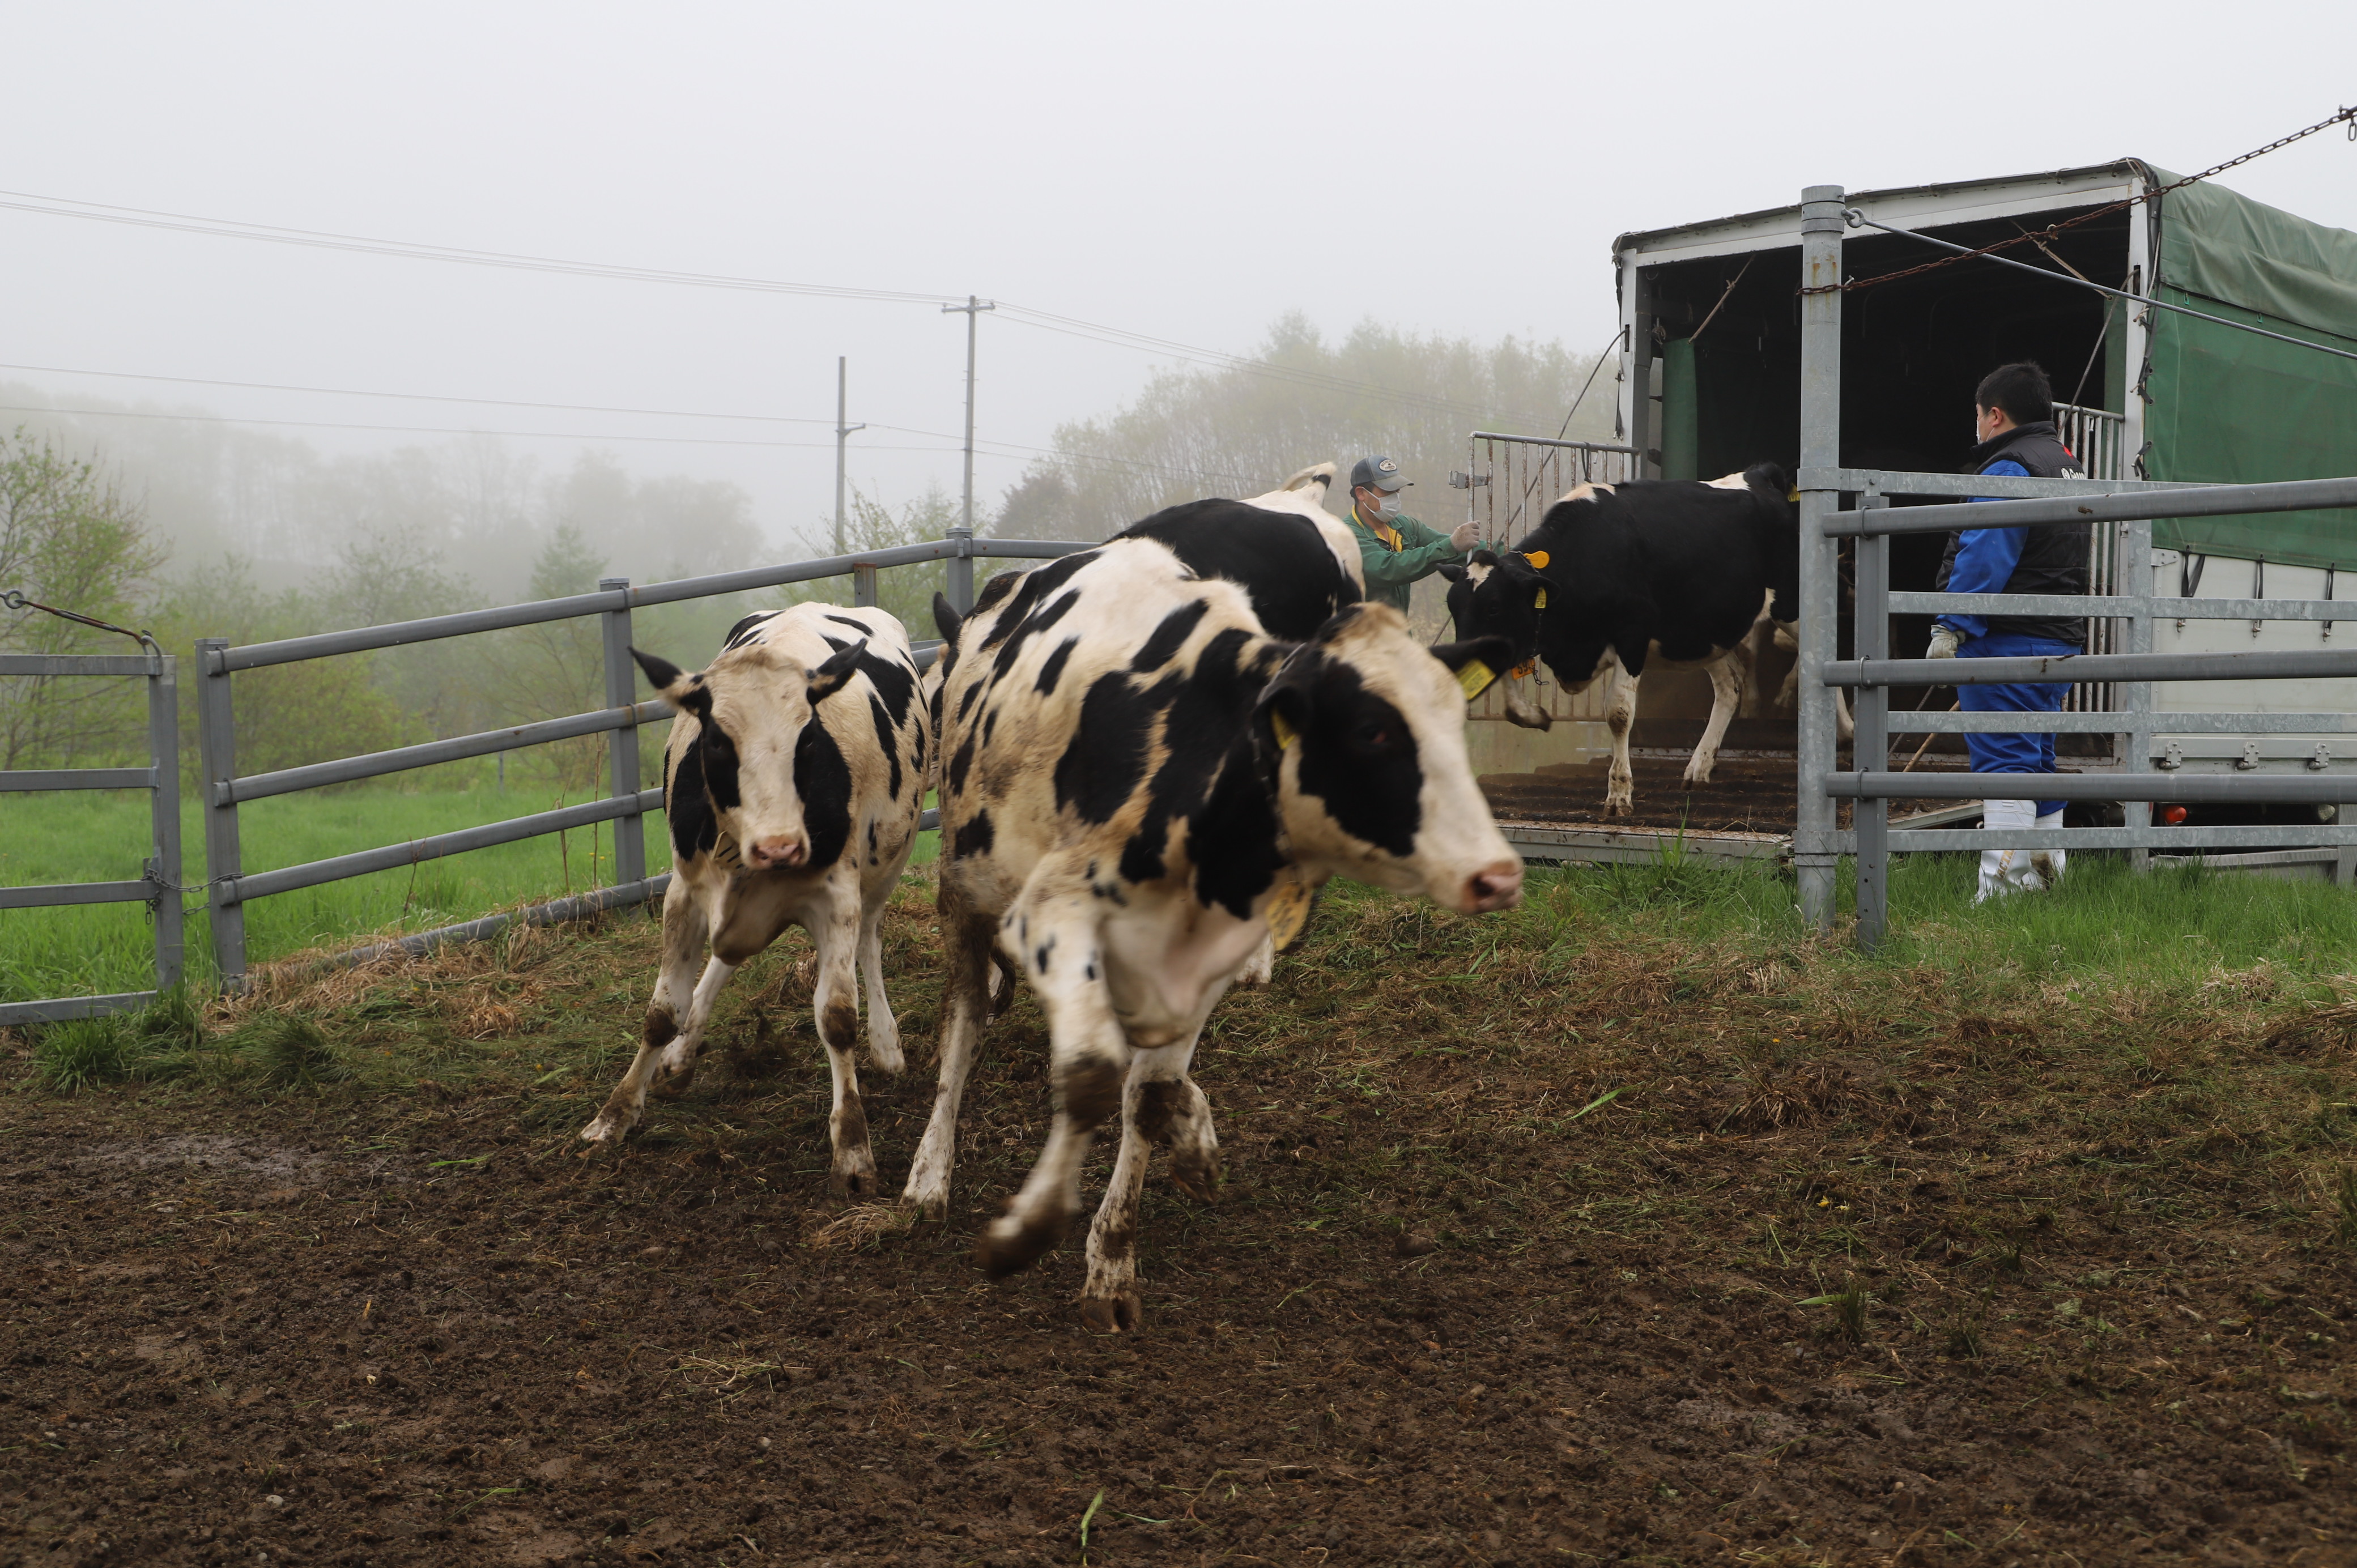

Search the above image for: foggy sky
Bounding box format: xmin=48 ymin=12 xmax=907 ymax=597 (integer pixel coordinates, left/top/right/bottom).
xmin=3 ymin=0 xmax=2352 ymax=567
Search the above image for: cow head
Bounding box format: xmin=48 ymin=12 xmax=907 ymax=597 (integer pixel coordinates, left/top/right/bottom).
xmin=1441 ymin=548 xmax=1550 ymax=662
xmin=1254 ymin=604 xmax=1524 ymax=915
xmin=633 ymin=638 xmax=866 ymax=872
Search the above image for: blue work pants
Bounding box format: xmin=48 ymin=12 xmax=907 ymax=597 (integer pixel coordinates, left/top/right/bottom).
xmin=1955 ymin=632 xmax=2078 ymax=818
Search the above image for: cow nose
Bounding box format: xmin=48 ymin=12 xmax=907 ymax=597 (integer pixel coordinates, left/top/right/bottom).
xmin=1464 ymin=859 xmax=1524 ymax=913
xmin=747 ymin=835 xmax=807 ymax=868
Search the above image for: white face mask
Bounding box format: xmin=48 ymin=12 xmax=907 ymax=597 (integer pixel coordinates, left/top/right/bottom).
xmin=1365 ymin=492 xmax=1401 ymax=522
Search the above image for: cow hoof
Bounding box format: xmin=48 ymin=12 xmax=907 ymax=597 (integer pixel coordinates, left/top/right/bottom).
xmin=579 ymin=1117 xmax=624 ymax=1145
xmin=648 ymin=1066 xmax=698 ymax=1101
xmin=903 ymin=1184 xmax=951 ymax=1225
xmin=1078 ymin=1291 xmax=1142 ymax=1335
xmin=1682 ymin=769 xmax=1713 ymax=787
xmin=829 ymin=1162 xmax=881 ymax=1200
xmin=1170 ymin=1149 xmax=1223 ymax=1203
xmin=974 ymin=1213 xmax=1067 ymax=1280
xmin=867 ymin=1036 xmax=907 ymax=1076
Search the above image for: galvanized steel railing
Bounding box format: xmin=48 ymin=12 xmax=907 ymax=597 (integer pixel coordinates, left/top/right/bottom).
xmin=0 ymin=647 xmax=184 ymax=1025
xmin=194 ymin=534 xmax=1082 ymax=985
xmin=1792 ymin=182 xmax=2357 ymax=949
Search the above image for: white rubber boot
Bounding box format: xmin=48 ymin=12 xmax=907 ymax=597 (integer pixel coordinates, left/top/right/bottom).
xmin=1975 ymin=797 xmax=2043 ymax=904
xmin=2031 ymin=808 xmax=2068 ymax=891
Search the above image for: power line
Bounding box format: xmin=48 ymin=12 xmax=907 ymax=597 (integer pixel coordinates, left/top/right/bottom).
xmin=0 ymin=188 xmax=1585 ymax=426
xmin=0 ymin=358 xmax=840 ymax=424
xmin=0 ymin=397 xmax=1262 ymax=487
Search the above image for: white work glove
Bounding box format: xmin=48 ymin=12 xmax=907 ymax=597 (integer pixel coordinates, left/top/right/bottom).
xmin=1926 ymin=625 xmax=1962 ymax=660
xmin=1448 ymin=521 xmax=1481 ymax=552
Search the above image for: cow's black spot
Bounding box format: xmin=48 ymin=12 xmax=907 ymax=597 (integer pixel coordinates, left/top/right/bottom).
xmin=1035 ymin=636 xmax=1079 ymax=696
xmin=665 ymin=731 xmax=720 ymax=862
xmin=977 ymin=550 xmax=1100 ymax=652
xmin=824 ymin=612 xmax=871 ymax=633
xmin=1032 ymin=934 xmax=1054 ymax=975
xmin=1058 ymin=1055 xmax=1123 ymax=1131
xmin=957 ymin=681 xmax=982 ymax=722
xmin=821 ymin=999 xmax=858 ymax=1053
xmin=1117 ymin=826 xmax=1164 ymax=886
xmin=990 ymin=588 xmax=1080 ymax=680
xmin=697 ymin=720 xmax=742 ymax=813
xmin=1130 ymin=600 xmax=1209 ymax=672
xmin=867 ymin=819 xmax=879 ymax=863
xmin=947 ymin=728 xmax=978 ymax=795
xmin=721 ymin=612 xmax=777 ymax=650
xmin=856 ymin=648 xmax=916 ymax=725
xmin=972 ymin=568 xmax=1026 ymax=620
xmin=1052 ymin=672 xmax=1155 ymax=826
xmin=1290 ymin=662 xmax=1422 ymax=858
xmin=793 ymin=711 xmax=854 ymax=872
xmin=952 ymin=809 xmax=994 ymax=860
xmin=982 ymin=705 xmax=999 ymax=748
xmin=867 ymin=694 xmax=903 ymax=799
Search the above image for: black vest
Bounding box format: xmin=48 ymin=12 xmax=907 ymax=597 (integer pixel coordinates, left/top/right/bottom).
xmin=1935 ymin=420 xmax=2091 ymax=645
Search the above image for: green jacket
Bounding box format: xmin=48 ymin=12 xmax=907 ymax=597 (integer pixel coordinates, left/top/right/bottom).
xmin=1342 ymin=505 xmax=1463 ymax=613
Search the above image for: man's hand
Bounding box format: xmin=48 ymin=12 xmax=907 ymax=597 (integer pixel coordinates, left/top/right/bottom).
xmin=1926 ymin=625 xmax=1962 ymax=659
xmin=1448 ymin=521 xmax=1481 ymax=552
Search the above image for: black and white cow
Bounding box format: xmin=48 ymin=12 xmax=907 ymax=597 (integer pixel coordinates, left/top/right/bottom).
xmin=1109 ymin=462 xmax=1364 ymax=638
xmin=581 ymin=604 xmax=929 ymax=1198
xmin=1444 ymin=465 xmax=1845 ymax=815
xmin=907 ymin=538 xmax=1521 ymax=1330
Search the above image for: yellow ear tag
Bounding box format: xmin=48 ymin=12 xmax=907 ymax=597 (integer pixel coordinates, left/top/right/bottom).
xmin=1264 ymin=872 xmax=1317 ymax=954
xmin=1269 ymin=710 xmax=1298 ymax=751
xmin=1787 ymin=487 xmax=1801 ymax=502
xmin=1534 ymin=588 xmax=1549 ymax=609
xmin=1455 ymin=658 xmax=1499 ymax=702
xmin=1522 ymin=550 xmax=1550 ymax=569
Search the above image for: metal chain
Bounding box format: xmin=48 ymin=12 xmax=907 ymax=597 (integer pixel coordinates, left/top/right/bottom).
xmin=2 ymin=587 xmax=154 ymax=648
xmin=1801 ymin=105 xmax=2357 ymax=296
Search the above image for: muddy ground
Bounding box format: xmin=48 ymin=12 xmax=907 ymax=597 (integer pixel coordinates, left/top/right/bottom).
xmin=3 ymin=880 xmax=2354 ymax=1567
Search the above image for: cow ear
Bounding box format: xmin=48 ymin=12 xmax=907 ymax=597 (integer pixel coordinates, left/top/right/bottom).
xmin=1435 ymin=561 xmax=1467 ymax=583
xmin=932 ymin=591 xmax=964 ymax=645
xmin=806 ymin=637 xmax=867 ymax=704
xmin=1254 ymin=648 xmax=1319 ymax=760
xmin=632 ymin=647 xmax=709 ymax=717
xmin=1429 ymin=635 xmax=1518 ymax=701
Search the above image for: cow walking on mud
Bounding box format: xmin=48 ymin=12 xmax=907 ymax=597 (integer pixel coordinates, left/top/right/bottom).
xmin=907 ymin=536 xmax=1522 ymax=1331
xmin=1443 ymin=465 xmax=1849 ymax=816
xmin=581 ymin=604 xmax=929 ymax=1199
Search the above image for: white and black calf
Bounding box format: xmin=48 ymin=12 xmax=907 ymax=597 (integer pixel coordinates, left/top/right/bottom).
xmin=910 ymin=538 xmax=1521 ymax=1330
xmin=581 ymin=604 xmax=929 ymax=1198
xmin=1442 ymin=464 xmax=1843 ymax=816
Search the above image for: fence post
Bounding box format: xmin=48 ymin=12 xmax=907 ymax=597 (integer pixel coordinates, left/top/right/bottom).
xmin=1852 ymin=494 xmax=1890 ymax=950
xmin=146 ymin=650 xmax=185 ymax=992
xmin=853 ymin=563 xmax=878 ymax=608
xmin=194 ymin=637 xmax=246 ymax=984
xmin=2121 ymin=519 xmax=2155 ymax=872
xmin=944 ymin=531 xmax=974 ymax=616
xmin=599 ymin=578 xmax=646 ymax=896
xmin=1794 ymin=183 xmax=1847 ymax=931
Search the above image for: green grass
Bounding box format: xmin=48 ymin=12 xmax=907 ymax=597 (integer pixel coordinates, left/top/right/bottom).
xmin=1541 ymin=845 xmax=2357 ymax=987
xmin=1 ymin=783 xmax=942 ymax=1005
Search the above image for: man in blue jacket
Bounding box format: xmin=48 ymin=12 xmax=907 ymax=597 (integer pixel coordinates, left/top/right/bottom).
xmin=1926 ymin=362 xmax=2089 ymax=902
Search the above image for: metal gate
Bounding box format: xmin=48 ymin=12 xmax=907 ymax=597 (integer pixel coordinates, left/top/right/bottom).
xmin=1453 ymin=432 xmax=1637 ymax=725
xmin=1 ymin=646 xmax=184 ymax=1024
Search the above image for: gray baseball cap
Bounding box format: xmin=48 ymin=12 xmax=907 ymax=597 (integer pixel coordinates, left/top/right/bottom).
xmin=1350 ymin=455 xmax=1409 ymax=493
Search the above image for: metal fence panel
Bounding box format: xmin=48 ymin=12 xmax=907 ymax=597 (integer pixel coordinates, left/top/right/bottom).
xmin=0 ymin=650 xmax=180 ymax=1024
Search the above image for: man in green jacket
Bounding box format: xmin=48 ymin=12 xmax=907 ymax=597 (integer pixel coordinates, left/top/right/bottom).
xmin=1343 ymin=455 xmax=1482 ymax=613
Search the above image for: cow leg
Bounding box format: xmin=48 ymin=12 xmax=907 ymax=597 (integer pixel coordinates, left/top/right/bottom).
xmin=1500 ymin=674 xmax=1552 ymax=731
xmin=1233 ymin=933 xmax=1275 ymax=987
xmin=856 ymin=893 xmax=903 ymax=1076
xmin=810 ymin=883 xmax=878 ymax=1198
xmin=1684 ymin=647 xmax=1750 ymax=786
xmin=901 ymin=898 xmax=997 ymax=1222
xmin=1603 ymin=661 xmax=1641 ymax=816
xmin=1079 ymin=1033 xmax=1209 ymax=1334
xmin=975 ymin=880 xmax=1124 ymax=1280
xmin=1771 ymin=621 xmax=1854 ymax=740
xmin=582 ymin=879 xmax=715 ymax=1145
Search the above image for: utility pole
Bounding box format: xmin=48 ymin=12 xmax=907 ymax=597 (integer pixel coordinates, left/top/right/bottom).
xmin=832 ymin=356 xmax=864 ymax=559
xmin=941 ymin=293 xmax=995 ymax=613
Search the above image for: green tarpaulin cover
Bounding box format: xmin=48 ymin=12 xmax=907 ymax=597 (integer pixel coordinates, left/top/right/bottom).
xmin=2141 ymin=165 xmax=2357 ymax=571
